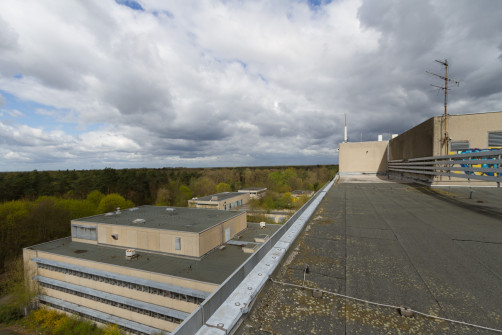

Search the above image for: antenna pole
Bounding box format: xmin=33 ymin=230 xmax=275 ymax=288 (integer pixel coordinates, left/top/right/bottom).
xmin=427 ymin=59 xmax=460 ymax=155
xmin=344 ymin=113 xmax=348 ymax=143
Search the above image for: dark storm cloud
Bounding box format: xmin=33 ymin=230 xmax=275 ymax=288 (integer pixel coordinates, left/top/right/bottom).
xmin=0 ymin=0 xmax=501 ymax=170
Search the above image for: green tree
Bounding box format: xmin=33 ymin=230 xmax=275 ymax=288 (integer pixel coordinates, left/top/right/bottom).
xmin=216 ymin=182 xmax=231 ymax=193
xmin=155 ymin=187 xmax=171 ymax=206
xmin=96 ymin=194 xmax=134 ymax=214
xmin=192 ymin=177 xmax=216 ymax=197
xmin=87 ymin=190 xmax=105 ymax=208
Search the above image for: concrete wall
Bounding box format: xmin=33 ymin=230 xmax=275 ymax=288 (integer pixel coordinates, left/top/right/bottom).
xmin=199 ymin=212 xmax=246 ymax=255
xmin=389 ymin=117 xmax=434 ymax=160
xmin=73 ymin=212 xmax=246 ymax=258
xmin=339 ymin=141 xmax=388 ymax=174
xmin=441 ymin=111 xmax=502 ymax=154
xmin=389 ymin=112 xmax=502 ymax=160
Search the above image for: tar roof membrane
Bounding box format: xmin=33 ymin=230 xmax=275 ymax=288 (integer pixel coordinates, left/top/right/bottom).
xmin=73 ymin=206 xmax=244 ymax=233
xmin=28 ymin=223 xmax=281 ymax=285
xmin=236 ymin=181 xmax=502 ymax=334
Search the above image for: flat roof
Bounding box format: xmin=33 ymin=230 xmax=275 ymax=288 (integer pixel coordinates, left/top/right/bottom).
xmin=236 ymin=181 xmax=502 ymax=333
xmin=238 ymin=187 xmax=267 ymax=191
xmin=28 ymin=223 xmax=281 ymax=285
xmin=195 ymin=192 xmax=245 ymax=202
xmin=73 ymin=206 xmax=244 ymax=233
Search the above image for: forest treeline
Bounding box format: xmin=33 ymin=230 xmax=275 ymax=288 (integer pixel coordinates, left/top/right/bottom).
xmin=0 ymin=165 xmax=337 ymax=277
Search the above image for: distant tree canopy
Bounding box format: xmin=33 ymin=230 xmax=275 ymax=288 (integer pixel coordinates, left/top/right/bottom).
xmin=0 ymin=165 xmax=337 ymax=205
xmin=0 ymin=165 xmax=337 ymax=274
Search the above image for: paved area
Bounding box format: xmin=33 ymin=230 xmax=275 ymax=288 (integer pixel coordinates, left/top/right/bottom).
xmin=236 ymin=181 xmax=502 ymax=334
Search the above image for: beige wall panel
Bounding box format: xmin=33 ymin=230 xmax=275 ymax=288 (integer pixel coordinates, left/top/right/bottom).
xmin=222 ymin=214 xmax=246 ymax=239
xmin=138 ymin=231 xmax=148 ymax=250
xmin=148 ymin=232 xmax=160 ymax=251
xmin=388 ymin=118 xmax=434 ymax=160
xmin=199 ymin=226 xmax=221 ymax=256
xmin=97 ymin=225 xmax=107 ymax=244
xmin=339 ymin=141 xmax=388 ymax=173
xmin=37 ymin=268 xmax=198 ymax=313
xmin=127 ymin=230 xmax=138 ymax=248
xmin=43 ymin=288 xmax=178 ymax=332
xmin=36 ymin=251 xmax=218 ymax=293
xmin=159 ymin=233 xmax=172 ymax=253
xmin=159 ymin=231 xmax=198 ymax=257
xmin=446 ymin=112 xmax=502 ymax=150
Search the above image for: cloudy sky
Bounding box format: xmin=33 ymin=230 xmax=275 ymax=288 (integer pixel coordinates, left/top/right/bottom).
xmin=0 ymin=0 xmax=501 ymax=171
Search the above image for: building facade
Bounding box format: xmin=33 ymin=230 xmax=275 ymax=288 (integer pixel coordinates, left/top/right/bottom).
xmin=188 ymin=192 xmax=250 ymax=210
xmin=24 ymin=206 xmax=249 ymax=334
xmin=237 ymin=187 xmax=267 ymax=199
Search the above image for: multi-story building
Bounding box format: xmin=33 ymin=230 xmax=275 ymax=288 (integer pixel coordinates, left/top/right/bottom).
xmin=23 ymin=205 xmax=278 ymax=334
xmin=188 ymin=192 xmax=249 ymax=210
xmin=237 ymin=187 xmax=267 ymax=199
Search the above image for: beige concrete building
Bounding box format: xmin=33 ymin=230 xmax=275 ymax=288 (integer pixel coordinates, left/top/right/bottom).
xmin=339 ymin=141 xmax=389 ymax=174
xmin=23 ymin=206 xmax=279 ymax=335
xmin=238 ymin=187 xmax=267 ymax=199
xmin=339 ymin=111 xmax=502 ymax=183
xmin=188 ymin=192 xmax=250 ymax=210
xmin=389 ymin=111 xmax=502 ymax=160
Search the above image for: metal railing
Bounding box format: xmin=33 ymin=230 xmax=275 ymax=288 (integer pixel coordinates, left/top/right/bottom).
xmin=171 ymin=177 xmax=336 ymax=335
xmin=388 ymin=149 xmax=502 ymax=185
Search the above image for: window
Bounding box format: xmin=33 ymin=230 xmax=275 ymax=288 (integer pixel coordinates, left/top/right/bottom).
xmin=451 ymin=140 xmax=470 ymax=152
xmin=71 ymin=224 xmax=97 ymax=241
xmin=175 ymin=237 xmax=181 ymax=250
xmin=488 ymin=131 xmax=502 ymax=147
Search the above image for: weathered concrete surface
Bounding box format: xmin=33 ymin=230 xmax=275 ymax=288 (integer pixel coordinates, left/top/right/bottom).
xmin=235 ymin=181 xmax=502 ymax=334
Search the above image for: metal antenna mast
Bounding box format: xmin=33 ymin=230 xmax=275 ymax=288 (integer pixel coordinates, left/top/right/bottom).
xmin=427 ymin=59 xmax=460 ymax=155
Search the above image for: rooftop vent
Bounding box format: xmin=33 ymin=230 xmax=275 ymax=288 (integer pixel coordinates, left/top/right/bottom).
xmin=104 ymin=212 xmax=114 ymax=217
xmin=260 ymin=221 xmax=266 ymax=229
xmin=116 ymin=207 xmax=121 ymax=214
xmin=242 ymin=243 xmax=260 ymax=254
xmin=211 ymin=196 xmax=219 ymax=201
xmin=166 ymin=208 xmax=177 ymax=215
xmin=125 ymin=249 xmax=137 ymax=258
xmin=132 ymin=219 xmax=146 ymax=224
xmin=129 ymin=207 xmax=139 ymax=212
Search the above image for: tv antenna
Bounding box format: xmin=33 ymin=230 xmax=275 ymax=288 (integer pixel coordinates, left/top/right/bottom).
xmin=427 ymin=59 xmax=460 ymax=155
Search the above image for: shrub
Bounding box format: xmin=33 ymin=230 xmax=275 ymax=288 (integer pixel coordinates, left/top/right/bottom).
xmin=0 ymin=304 xmax=23 ymax=323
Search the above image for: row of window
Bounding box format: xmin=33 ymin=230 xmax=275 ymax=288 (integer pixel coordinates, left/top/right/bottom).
xmin=39 ymin=300 xmax=152 ymax=335
xmin=37 ymin=263 xmax=204 ymax=304
xmin=39 ymin=282 xmax=182 ymax=324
